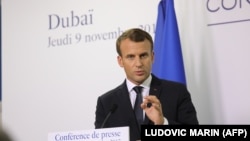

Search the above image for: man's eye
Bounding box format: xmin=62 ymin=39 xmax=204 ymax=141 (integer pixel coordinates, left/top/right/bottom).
xmin=140 ymin=54 xmax=148 ymax=58
xmin=127 ymin=55 xmax=134 ymax=59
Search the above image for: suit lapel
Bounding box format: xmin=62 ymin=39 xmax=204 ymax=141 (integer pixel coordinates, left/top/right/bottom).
xmin=144 ymin=74 xmax=162 ymax=124
xmin=115 ymin=80 xmax=141 ymax=136
xmin=149 ymin=74 xmax=162 ymax=98
xmin=115 ymin=80 xmax=134 ymax=114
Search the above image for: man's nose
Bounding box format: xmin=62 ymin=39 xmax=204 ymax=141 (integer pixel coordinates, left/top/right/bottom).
xmin=135 ymin=57 xmax=142 ymax=67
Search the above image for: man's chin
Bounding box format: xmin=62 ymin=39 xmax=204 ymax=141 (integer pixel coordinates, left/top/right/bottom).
xmin=134 ymin=76 xmax=147 ymax=83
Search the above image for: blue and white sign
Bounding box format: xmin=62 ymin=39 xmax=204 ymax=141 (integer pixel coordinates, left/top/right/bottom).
xmin=48 ymin=127 xmax=129 ymax=141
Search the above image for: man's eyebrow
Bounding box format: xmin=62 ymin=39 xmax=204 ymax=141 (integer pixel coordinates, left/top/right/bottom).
xmin=140 ymin=52 xmax=149 ymax=56
xmin=125 ymin=54 xmax=135 ymax=57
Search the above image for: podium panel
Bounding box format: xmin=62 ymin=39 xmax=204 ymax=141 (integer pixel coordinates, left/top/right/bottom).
xmin=48 ymin=126 xmax=129 ymax=141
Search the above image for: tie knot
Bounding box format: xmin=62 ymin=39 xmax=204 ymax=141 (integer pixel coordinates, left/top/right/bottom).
xmin=133 ymin=86 xmax=143 ymax=94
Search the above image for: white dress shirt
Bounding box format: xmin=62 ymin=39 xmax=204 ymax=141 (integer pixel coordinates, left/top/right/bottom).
xmin=126 ymin=74 xmax=168 ymax=125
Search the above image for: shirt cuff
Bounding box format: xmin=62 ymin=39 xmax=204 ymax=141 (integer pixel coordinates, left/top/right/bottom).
xmin=163 ymin=117 xmax=168 ymax=125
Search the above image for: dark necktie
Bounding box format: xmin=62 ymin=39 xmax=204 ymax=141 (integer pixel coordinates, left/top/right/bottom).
xmin=133 ymin=86 xmax=143 ymax=129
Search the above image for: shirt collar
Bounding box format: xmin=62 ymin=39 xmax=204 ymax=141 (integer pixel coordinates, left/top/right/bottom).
xmin=126 ymin=74 xmax=152 ymax=92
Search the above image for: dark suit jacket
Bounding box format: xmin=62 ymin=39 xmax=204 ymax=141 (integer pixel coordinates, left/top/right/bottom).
xmin=95 ymin=74 xmax=198 ymax=141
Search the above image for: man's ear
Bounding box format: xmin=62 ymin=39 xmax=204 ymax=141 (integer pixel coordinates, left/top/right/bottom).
xmin=152 ymin=51 xmax=155 ymax=63
xmin=117 ymin=56 xmax=124 ymax=67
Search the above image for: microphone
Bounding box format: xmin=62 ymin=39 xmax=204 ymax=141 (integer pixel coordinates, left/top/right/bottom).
xmin=101 ymin=104 xmax=118 ymax=128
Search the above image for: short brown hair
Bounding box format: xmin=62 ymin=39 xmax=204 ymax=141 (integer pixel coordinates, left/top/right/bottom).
xmin=116 ymin=28 xmax=153 ymax=56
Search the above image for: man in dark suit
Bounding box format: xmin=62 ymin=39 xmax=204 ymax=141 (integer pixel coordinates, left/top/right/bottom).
xmin=95 ymin=28 xmax=198 ymax=141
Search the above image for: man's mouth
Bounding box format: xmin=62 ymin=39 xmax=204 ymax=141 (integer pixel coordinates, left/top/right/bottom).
xmin=135 ymin=71 xmax=144 ymax=75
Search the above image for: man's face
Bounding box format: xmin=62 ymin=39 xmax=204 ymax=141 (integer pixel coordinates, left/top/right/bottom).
xmin=117 ymin=38 xmax=154 ymax=85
